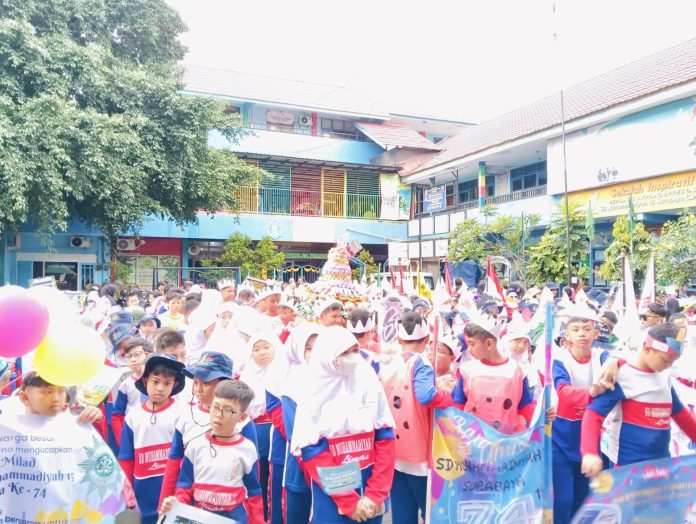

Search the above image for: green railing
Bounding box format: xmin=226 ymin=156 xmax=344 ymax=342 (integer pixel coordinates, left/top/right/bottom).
xmin=233 ymin=186 xmax=380 ymax=219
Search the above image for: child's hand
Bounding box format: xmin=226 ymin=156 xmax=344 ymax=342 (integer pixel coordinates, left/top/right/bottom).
xmin=160 ymin=496 xmax=176 ymax=514
xmin=581 ymin=454 xmax=604 ymax=478
xmin=589 ymin=383 xmax=607 ymax=398
xmin=545 ymin=406 xmax=557 ymax=423
xmin=596 ymin=358 xmax=619 ymax=390
xmin=351 ymin=498 xmax=374 ymax=522
xmin=76 ymin=406 xmax=103 ymax=425
xmin=123 ymin=481 xmax=137 ymax=509
xmin=438 ymin=375 xmax=456 ymax=393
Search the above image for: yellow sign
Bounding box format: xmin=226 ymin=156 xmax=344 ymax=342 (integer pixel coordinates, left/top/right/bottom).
xmin=569 ymin=170 xmax=696 ymax=218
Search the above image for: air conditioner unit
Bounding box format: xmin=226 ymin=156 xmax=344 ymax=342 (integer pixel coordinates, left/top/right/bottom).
xmin=298 ymin=115 xmax=312 ymax=127
xmin=188 ymin=245 xmax=202 ymax=256
xmin=70 ymin=236 xmax=92 ymax=248
xmin=6 ymin=234 xmax=20 ymax=250
xmin=116 ymin=238 xmax=137 ymax=251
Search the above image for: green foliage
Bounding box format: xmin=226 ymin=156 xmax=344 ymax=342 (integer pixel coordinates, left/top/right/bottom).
xmin=598 ymin=215 xmax=653 ymax=283
xmin=654 ymin=213 xmax=696 ymax=286
xmin=351 ymin=248 xmax=379 ymax=281
xmin=526 ymin=201 xmax=589 ymax=285
xmin=216 ymin=233 xmax=284 ymax=279
xmin=448 ymin=211 xmax=540 ymax=285
xmin=0 ymin=0 xmax=262 ymax=239
xmin=106 ymin=260 xmax=131 ymax=285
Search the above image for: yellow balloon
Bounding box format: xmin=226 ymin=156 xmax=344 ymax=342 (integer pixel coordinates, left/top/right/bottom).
xmin=34 ymin=324 xmax=105 ymax=386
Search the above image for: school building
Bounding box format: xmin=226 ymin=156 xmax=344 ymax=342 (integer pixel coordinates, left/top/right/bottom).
xmin=2 ymin=38 xmax=696 ymax=290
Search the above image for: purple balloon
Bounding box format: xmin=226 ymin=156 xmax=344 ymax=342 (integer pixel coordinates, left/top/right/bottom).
xmin=0 ymin=286 xmax=50 ymax=358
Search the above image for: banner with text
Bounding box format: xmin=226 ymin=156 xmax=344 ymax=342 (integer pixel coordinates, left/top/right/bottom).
xmin=429 ymin=389 xmax=552 ymax=523
xmin=0 ymin=413 xmax=127 ymax=522
xmin=571 ymin=454 xmax=696 ymax=523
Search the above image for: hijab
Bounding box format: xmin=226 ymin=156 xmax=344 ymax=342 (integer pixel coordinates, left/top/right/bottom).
xmin=282 ymin=324 xmax=320 ymax=403
xmin=238 ymin=332 xmax=288 ymax=420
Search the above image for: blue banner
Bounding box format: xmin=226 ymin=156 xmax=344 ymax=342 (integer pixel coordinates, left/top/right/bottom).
xmin=572 ymin=455 xmax=696 ymax=523
xmin=429 ymin=386 xmax=553 ymax=522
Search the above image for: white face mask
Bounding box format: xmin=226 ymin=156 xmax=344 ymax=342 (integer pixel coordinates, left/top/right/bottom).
xmin=335 ymin=352 xmax=360 ymax=376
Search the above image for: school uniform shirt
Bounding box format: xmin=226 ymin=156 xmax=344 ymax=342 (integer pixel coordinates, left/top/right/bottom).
xmin=157 ymin=311 xmax=183 ymax=330
xmin=453 ymin=358 xmax=534 ymax=435
xmin=159 ymin=403 xmax=259 ymax=508
xmin=111 ymin=374 xmax=145 ymax=446
xmin=176 ymin=433 xmax=264 ymax=524
xmin=118 ymin=398 xmax=181 ymax=520
xmin=552 ymin=346 xmax=609 ymax=462
xmin=266 ymin=390 xmax=288 ymax=467
xmin=581 ymin=363 xmax=696 ymax=466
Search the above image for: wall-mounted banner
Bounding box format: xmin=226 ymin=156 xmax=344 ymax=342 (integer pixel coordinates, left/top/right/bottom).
xmin=429 ymin=388 xmax=553 ymax=523
xmin=380 ymin=174 xmax=400 ymax=220
xmin=423 ymin=185 xmax=446 ymax=213
xmin=0 ymin=413 xmax=127 ymax=522
xmin=571 ymin=454 xmax=696 ymax=523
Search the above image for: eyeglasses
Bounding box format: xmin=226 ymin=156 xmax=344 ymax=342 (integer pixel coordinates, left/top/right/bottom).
xmin=210 ymin=405 xmax=242 ymax=418
xmin=125 ymin=351 xmax=146 ymax=361
xmin=640 ymin=314 xmax=660 ymax=321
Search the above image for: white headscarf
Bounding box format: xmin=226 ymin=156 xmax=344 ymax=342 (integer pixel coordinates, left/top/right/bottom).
xmin=282 ymin=324 xmax=321 ymax=403
xmin=238 ymin=332 xmax=288 ymax=420
xmin=290 ymin=326 xmax=395 ymax=454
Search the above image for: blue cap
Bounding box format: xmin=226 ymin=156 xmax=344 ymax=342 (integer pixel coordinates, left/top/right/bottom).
xmin=108 ymin=324 xmax=136 ymax=349
xmin=111 ymin=309 xmax=134 ymax=326
xmin=137 ymin=314 xmax=161 ymax=329
xmin=184 ymin=352 xmax=234 ymax=382
xmin=136 ymin=354 xmax=186 ymax=396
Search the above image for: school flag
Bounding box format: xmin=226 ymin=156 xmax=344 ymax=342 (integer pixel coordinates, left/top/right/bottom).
xmin=571 ymin=454 xmax=696 ymax=523
xmin=0 ymin=412 xmax=128 ymax=522
xmin=429 ymin=386 xmax=553 ymax=523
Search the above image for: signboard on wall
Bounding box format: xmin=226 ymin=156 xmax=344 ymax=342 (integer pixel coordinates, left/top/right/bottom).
xmin=423 ymin=185 xmax=446 ymax=213
xmin=547 ymin=97 xmax=696 ymax=195
xmin=266 ymin=110 xmax=295 ymax=125
xmin=569 ymin=170 xmax=696 ymax=218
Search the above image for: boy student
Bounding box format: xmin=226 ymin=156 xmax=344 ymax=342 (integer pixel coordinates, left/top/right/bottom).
xmin=581 ymin=323 xmax=696 ymax=477
xmin=154 ymin=328 xmax=187 ymax=365
xmin=452 ymin=317 xmax=555 ymax=435
xmin=137 ymin=315 xmax=161 ymax=341
xmin=118 ymin=354 xmax=186 ymax=524
xmin=160 ymin=380 xmax=264 ymax=524
xmin=381 ymin=311 xmax=454 ymax=524
xmin=347 ymin=307 xmax=380 ymax=374
xmin=112 ymin=337 xmax=154 ymax=446
xmin=435 ymin=333 xmax=461 ymax=390
xmin=158 ymin=290 xmax=185 ymax=330
xmin=318 ymin=299 xmax=344 ymax=328
xmin=551 ymin=306 xmax=618 ymax=524
xmin=277 ymin=298 xmax=297 ymax=343
xmin=158 ymin=351 xmax=259 ymax=509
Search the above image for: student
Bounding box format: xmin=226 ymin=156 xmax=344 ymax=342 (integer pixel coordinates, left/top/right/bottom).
xmin=347 ymin=307 xmax=380 ymax=374
xmin=318 ymin=299 xmax=344 ymax=328
xmin=292 ymin=326 xmax=395 ymax=524
xmin=551 ymin=307 xmax=617 ymax=524
xmin=502 ymin=327 xmax=543 ymax=400
xmin=137 ymin=315 xmax=161 ymax=341
xmin=160 ymin=380 xmax=264 ymax=524
xmin=112 ymin=338 xmax=154 ymax=446
xmin=381 ymin=312 xmax=454 ymax=524
xmin=158 ymin=352 xmax=259 ymax=509
xmin=435 ymin=334 xmax=461 ymax=390
xmin=581 ymin=323 xmax=696 ymax=476
xmin=154 ymin=329 xmax=187 ymax=365
xmin=218 ymin=279 xmax=238 ymax=303
xmin=281 ymin=325 xmax=319 ymax=524
xmin=277 ymin=299 xmax=298 ymax=343
xmin=239 ymin=332 xmax=288 ymax=524
xmin=118 ymin=354 xmax=185 ymax=524
xmin=158 ymin=290 xmax=185 ymax=330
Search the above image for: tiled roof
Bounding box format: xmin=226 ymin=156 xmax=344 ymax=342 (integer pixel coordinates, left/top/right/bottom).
xmin=412 ymin=38 xmax=696 ymax=174
xmin=183 ymin=65 xmax=390 ymax=119
xmin=355 ymin=121 xmax=443 ymax=151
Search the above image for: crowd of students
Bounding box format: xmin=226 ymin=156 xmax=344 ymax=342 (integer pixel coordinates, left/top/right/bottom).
xmin=0 ymin=276 xmax=695 ymax=524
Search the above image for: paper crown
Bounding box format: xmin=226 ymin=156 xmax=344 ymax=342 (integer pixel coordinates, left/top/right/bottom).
xmin=645 ymin=327 xmax=686 ymax=355
xmin=438 ymin=334 xmax=462 ymax=360
xmin=217 ymin=279 xmax=236 ymax=290
xmin=347 ymin=312 xmax=375 ymax=334
xmin=397 ymin=317 xmax=430 ymax=340
xmin=466 ymin=308 xmax=506 ymax=339
xmin=557 ymin=303 xmax=598 ymax=323
xmin=256 ymin=286 xmax=282 ymax=302
xmin=277 ymin=297 xmax=298 ymax=313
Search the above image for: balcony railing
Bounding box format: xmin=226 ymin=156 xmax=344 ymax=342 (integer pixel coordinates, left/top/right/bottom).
xmin=233 ymin=186 xmax=380 ymax=219
xmin=246 ymin=122 xmax=369 ymax=141
xmin=484 ymin=185 xmax=547 ymax=205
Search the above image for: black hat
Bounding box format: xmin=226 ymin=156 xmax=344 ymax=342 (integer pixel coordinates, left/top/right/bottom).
xmin=135 ymin=354 xmax=186 ymax=396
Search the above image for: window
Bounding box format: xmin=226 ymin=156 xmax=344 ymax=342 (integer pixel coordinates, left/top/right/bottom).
xmin=510 ymin=161 xmax=547 ymax=192
xmin=321 ymin=118 xmax=358 ymax=138
xmin=117 ymin=255 xmax=180 ymax=290
xmin=32 ymin=261 xmax=79 ymax=291
xmin=445 ymin=183 xmax=455 ymax=207
xmin=485 ymin=175 xmax=495 ymax=198
xmin=458 ymin=179 xmax=477 ymax=203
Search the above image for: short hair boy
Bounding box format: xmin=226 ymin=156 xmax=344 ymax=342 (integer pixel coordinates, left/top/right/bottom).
xmin=160 ymin=380 xmax=264 ymax=523
xmin=118 ymin=354 xmax=185 ymax=523
xmin=158 ymin=291 xmax=185 ymax=329
xmin=155 ymin=329 xmax=187 ymax=365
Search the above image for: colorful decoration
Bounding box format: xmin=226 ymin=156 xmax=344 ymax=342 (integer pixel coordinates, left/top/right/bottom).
xmin=33 ymin=324 xmax=105 ymax=386
xmin=311 ymin=237 xmax=365 ymax=302
xmin=0 ymin=285 xmax=49 ymax=358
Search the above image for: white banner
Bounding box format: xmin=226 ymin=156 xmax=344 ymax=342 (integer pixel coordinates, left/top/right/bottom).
xmin=380 ymin=174 xmax=400 ymax=220
xmin=0 ymin=413 xmax=127 ymax=521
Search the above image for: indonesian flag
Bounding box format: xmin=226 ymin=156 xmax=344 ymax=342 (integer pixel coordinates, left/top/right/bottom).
xmin=485 ymin=257 xmax=512 ymax=318
xmin=639 ymin=252 xmax=656 ymax=311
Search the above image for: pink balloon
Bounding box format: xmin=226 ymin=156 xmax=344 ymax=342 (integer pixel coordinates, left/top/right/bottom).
xmin=0 ymin=285 xmax=50 ymax=358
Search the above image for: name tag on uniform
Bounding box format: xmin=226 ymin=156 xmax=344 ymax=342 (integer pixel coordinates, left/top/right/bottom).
xmin=317 ymin=461 xmax=362 ymax=495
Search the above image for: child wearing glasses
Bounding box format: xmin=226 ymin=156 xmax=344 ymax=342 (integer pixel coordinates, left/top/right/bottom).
xmin=111 ymin=337 xmax=154 ymax=446
xmin=118 ymin=354 xmax=185 ymax=524
xmin=160 ymin=380 xmax=264 ymax=524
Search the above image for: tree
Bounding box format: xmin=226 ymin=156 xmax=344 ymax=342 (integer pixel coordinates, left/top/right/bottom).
xmin=597 ymin=215 xmax=653 ymax=283
xmin=448 ymin=211 xmax=540 ymax=285
xmin=351 ymin=248 xmax=379 ymax=281
xmin=214 ymin=233 xmax=284 ymax=279
xmin=526 ymin=201 xmax=589 ymax=285
xmin=0 ymin=0 xmax=263 ymax=240
xmin=654 ymin=213 xmax=696 ymax=287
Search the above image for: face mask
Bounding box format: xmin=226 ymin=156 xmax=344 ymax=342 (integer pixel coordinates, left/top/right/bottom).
xmin=335 ymin=352 xmax=360 ymax=376
xmin=597 ymin=322 xmax=613 ymax=339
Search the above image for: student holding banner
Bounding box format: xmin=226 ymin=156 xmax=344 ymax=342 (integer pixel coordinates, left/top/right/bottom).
xmin=291 ymin=326 xmax=396 ymax=524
